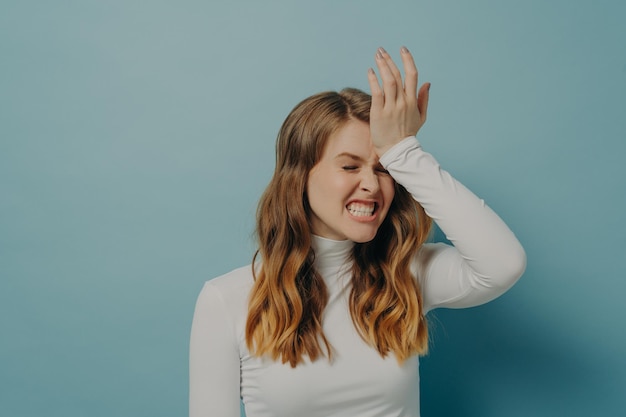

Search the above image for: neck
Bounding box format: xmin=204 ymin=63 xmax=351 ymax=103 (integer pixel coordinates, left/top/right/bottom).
xmin=311 ymin=235 xmax=354 ymax=271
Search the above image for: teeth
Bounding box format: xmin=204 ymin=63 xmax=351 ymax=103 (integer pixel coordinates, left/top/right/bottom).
xmin=347 ymin=202 xmax=375 ymax=217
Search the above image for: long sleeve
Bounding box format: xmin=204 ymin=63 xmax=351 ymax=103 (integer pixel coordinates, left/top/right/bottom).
xmin=189 ymin=281 xmax=241 ymax=417
xmin=379 ymin=137 xmax=526 ymax=312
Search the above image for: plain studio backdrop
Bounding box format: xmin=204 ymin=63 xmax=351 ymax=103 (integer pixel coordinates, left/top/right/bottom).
xmin=1 ymin=1 xmax=625 ymax=416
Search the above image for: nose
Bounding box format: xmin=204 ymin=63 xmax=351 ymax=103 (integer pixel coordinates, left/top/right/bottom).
xmin=360 ymin=169 xmax=380 ymax=194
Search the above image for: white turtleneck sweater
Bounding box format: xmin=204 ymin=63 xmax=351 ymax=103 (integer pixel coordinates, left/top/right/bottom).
xmin=189 ymin=137 xmax=526 ymax=417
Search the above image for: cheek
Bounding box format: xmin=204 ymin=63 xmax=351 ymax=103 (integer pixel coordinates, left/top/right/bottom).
xmin=306 ymin=178 xmax=321 ymax=210
xmin=311 ymin=171 xmax=353 ymax=200
xmin=308 ymin=170 xmax=344 ymax=209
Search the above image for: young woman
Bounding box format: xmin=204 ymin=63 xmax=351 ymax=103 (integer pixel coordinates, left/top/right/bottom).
xmin=189 ymin=47 xmax=526 ymax=417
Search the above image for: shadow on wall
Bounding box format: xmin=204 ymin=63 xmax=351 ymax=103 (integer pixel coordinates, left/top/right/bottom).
xmin=420 ymin=296 xmax=618 ymax=417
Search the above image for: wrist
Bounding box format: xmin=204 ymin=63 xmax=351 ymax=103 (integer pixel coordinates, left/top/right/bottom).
xmin=378 ymin=136 xmax=421 ymax=168
xmin=374 ymin=143 xmax=395 ymax=157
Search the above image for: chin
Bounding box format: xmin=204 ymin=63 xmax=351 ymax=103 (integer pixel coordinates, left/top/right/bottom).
xmin=346 ymin=229 xmax=379 ymax=244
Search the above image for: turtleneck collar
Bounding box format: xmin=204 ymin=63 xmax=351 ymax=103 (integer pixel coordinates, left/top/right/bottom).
xmin=311 ymin=235 xmax=354 ymax=271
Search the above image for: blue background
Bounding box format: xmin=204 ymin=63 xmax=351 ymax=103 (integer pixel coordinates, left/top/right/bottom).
xmin=1 ymin=1 xmax=625 ymax=416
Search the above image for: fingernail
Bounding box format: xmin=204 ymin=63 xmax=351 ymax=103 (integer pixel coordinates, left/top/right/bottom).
xmin=427 ymin=83 xmax=431 ymax=92
xmin=401 ymin=46 xmax=409 ymax=54
xmin=377 ymin=47 xmax=386 ymax=55
xmin=376 ymin=52 xmax=383 ymax=60
xmin=368 ymin=67 xmax=375 ymax=75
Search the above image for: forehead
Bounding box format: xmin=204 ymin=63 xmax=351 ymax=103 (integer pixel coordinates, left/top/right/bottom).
xmin=322 ymin=119 xmax=378 ymax=162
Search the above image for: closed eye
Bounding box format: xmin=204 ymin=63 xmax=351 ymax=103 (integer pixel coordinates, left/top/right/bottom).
xmin=342 ymin=166 xmax=358 ymax=171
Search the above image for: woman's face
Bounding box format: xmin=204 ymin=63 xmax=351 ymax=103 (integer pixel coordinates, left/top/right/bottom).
xmin=306 ymin=119 xmax=395 ymax=243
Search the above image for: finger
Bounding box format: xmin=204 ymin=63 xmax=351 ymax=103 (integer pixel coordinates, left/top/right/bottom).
xmin=367 ymin=68 xmax=384 ymax=112
xmin=375 ymin=50 xmax=397 ymax=102
xmin=378 ymin=47 xmax=403 ymax=99
xmin=417 ymin=82 xmax=431 ymax=121
xmin=400 ymin=46 xmax=418 ymax=103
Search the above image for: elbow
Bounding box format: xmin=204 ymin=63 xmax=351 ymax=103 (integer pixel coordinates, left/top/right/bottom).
xmin=498 ymin=241 xmax=527 ymax=290
xmin=474 ymin=240 xmax=526 ymax=293
xmin=511 ymin=241 xmax=527 ymax=279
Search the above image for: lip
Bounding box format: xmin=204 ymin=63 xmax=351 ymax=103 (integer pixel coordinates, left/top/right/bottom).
xmin=346 ymin=199 xmax=381 ymax=222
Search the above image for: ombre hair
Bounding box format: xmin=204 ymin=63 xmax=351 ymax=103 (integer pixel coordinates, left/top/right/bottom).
xmin=245 ymin=88 xmax=432 ymax=367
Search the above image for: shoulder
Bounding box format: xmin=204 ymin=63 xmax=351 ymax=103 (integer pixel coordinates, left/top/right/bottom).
xmin=196 ymin=265 xmax=255 ymax=320
xmin=192 ymin=265 xmax=256 ymax=348
xmin=200 ymin=264 xmax=255 ymax=306
xmin=190 ymin=266 xmax=256 ymax=366
xmin=205 ymin=265 xmax=255 ymax=295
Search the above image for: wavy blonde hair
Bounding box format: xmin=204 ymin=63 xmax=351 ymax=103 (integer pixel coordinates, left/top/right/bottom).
xmin=246 ymin=88 xmax=432 ymax=367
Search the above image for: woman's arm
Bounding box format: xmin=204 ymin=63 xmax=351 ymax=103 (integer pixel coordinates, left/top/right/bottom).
xmin=369 ymin=47 xmax=526 ymax=311
xmin=189 ymin=282 xmax=241 ymax=417
xmin=380 ymin=137 xmax=526 ymax=311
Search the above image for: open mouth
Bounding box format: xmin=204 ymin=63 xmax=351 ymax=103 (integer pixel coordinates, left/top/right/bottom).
xmin=347 ymin=202 xmax=377 ymax=217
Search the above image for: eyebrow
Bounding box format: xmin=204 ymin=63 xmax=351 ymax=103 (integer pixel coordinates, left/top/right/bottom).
xmin=334 ymin=152 xmax=365 ymax=161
